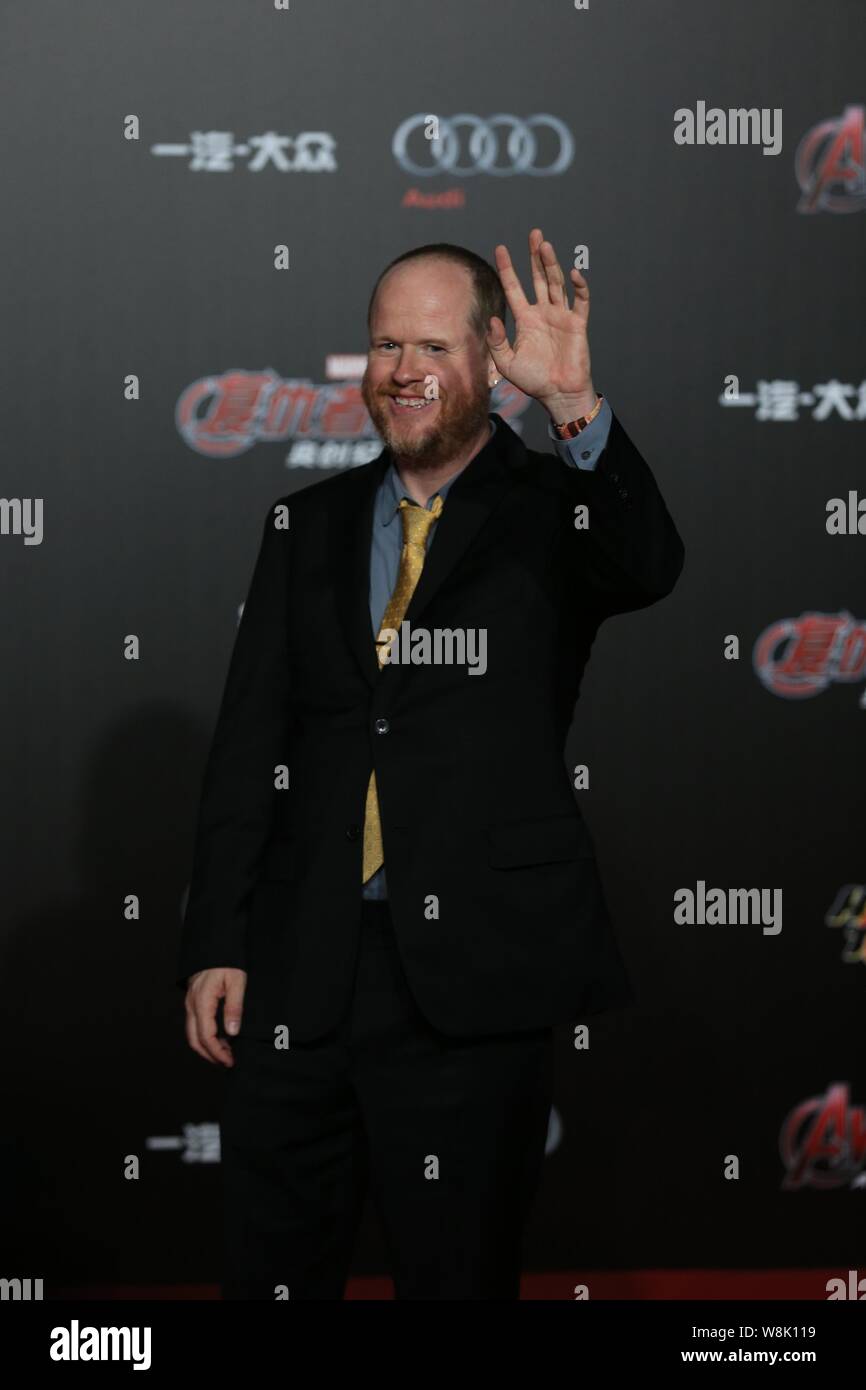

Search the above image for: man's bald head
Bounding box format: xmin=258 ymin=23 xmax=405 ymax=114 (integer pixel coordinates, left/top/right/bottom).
xmin=366 ymin=243 xmax=506 ymax=343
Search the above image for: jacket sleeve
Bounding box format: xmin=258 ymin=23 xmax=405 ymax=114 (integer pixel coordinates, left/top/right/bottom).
xmin=561 ymin=408 xmax=685 ymax=617
xmin=176 ymin=498 xmax=292 ymax=987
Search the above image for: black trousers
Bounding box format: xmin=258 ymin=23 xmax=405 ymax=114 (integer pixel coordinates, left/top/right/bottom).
xmin=220 ymin=899 xmax=554 ymax=1300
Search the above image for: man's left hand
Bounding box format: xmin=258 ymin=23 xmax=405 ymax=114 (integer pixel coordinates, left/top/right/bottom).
xmin=488 ymin=227 xmax=597 ymax=425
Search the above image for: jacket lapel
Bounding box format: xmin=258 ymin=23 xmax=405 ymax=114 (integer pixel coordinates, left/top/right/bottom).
xmin=331 ymin=450 xmax=389 ymax=688
xmin=332 ymin=413 xmax=525 ymax=689
xmin=400 ymin=413 xmax=520 ymax=630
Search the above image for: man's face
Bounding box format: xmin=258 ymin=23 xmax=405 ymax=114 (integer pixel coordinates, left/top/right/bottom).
xmin=362 ymin=258 xmax=495 ymax=469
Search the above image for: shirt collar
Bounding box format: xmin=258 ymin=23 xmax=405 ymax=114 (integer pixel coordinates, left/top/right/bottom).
xmin=376 ymin=415 xmax=498 ymax=528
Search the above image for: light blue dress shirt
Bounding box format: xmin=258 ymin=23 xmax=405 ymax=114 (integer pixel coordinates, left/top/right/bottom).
xmin=363 ymin=399 xmax=612 ymax=899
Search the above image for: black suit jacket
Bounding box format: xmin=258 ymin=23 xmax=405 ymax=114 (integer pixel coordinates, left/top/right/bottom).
xmin=178 ymin=410 xmax=684 ymax=1041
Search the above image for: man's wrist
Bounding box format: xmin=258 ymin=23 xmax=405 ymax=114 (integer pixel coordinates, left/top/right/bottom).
xmin=540 ymin=384 xmax=598 ymax=425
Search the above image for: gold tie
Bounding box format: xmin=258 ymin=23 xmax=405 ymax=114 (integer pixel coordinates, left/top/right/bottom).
xmin=362 ymin=493 xmax=444 ymax=883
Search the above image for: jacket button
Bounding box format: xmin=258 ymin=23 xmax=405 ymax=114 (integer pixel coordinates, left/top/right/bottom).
xmin=345 ymin=824 xmax=360 ymax=841
xmin=374 ymin=718 xmax=390 ymax=735
xmin=580 ymin=449 xmax=592 ymax=461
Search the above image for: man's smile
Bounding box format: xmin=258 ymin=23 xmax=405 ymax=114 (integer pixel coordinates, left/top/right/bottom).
xmin=388 ymin=393 xmax=438 ymax=414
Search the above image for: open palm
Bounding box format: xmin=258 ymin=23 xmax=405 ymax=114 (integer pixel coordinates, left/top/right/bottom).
xmin=487 ymin=229 xmax=592 ymax=406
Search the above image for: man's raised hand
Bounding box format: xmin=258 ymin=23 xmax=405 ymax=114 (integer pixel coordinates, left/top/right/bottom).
xmin=487 ymin=227 xmax=596 ymax=421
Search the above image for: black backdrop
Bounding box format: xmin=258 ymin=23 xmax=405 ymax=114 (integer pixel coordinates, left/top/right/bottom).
xmin=2 ymin=0 xmax=865 ymax=1291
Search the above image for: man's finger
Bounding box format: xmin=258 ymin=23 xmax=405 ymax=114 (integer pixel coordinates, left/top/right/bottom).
xmin=194 ymin=986 xmax=235 ymax=1066
xmin=540 ymin=239 xmax=566 ymax=307
xmin=486 ymin=314 xmax=509 ymax=350
xmin=569 ymin=266 xmax=590 ymax=308
xmin=493 ymin=243 xmax=529 ymax=317
xmin=184 ymin=1002 xmax=215 ymax=1064
xmin=224 ymin=974 xmax=246 ymax=1037
xmin=528 ymin=227 xmax=548 ymax=304
xmin=486 ymin=316 xmax=514 ymax=375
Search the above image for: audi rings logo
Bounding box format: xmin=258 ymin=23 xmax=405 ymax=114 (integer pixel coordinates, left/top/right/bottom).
xmin=393 ymin=113 xmax=575 ymax=177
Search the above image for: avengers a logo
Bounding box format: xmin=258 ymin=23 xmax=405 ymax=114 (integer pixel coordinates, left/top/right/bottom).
xmin=392 ymin=113 xmax=574 ymax=177
xmin=175 ymin=366 xmax=530 ymax=458
xmin=780 ymin=1083 xmax=866 ymax=1189
xmin=752 ymin=610 xmax=866 ymax=701
xmin=825 ymin=884 xmax=866 ymax=965
xmin=795 ymin=105 xmax=866 ymax=213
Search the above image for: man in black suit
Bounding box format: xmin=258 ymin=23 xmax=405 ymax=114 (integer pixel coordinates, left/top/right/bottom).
xmin=179 ymin=229 xmax=684 ymax=1299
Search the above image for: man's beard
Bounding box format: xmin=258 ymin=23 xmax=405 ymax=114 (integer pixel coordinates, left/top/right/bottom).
xmin=361 ymin=370 xmax=492 ymax=471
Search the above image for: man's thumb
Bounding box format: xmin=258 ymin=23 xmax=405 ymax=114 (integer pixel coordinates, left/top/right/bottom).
xmin=487 ymin=315 xmax=507 ymax=350
xmin=224 ymin=975 xmax=245 ymax=1035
